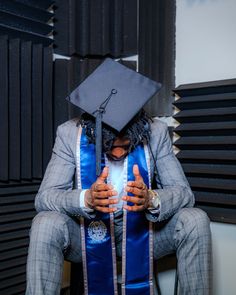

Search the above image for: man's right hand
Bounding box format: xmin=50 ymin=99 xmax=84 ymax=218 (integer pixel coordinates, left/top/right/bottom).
xmin=84 ymin=166 xmax=118 ymax=213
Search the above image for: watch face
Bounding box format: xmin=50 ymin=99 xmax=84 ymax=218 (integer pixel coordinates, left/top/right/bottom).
xmin=148 ymin=190 xmax=160 ymax=209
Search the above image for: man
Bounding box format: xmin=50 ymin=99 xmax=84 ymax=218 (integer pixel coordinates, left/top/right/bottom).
xmin=26 ymin=59 xmax=212 ymax=295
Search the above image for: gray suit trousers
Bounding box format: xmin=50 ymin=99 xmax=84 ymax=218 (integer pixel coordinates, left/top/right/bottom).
xmin=26 ymin=207 xmax=211 ymax=295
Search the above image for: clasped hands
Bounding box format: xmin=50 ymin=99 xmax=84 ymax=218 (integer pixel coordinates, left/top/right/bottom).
xmin=84 ymin=164 xmax=149 ymax=213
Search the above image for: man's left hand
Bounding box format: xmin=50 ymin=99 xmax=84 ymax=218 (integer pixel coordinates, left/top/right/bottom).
xmin=122 ymin=164 xmax=149 ymax=211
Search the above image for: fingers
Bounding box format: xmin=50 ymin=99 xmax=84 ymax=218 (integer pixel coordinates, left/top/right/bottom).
xmin=89 ymin=165 xmax=147 ymax=213
xmin=91 ymin=182 xmax=117 ymax=198
xmin=92 ymin=183 xmax=113 ymax=192
xmin=122 ymin=180 xmax=149 ymax=211
xmin=95 ymin=206 xmax=117 ymax=213
xmin=93 ymin=190 xmax=117 ymax=198
xmin=96 ymin=166 xmax=109 ymax=184
xmin=122 ymin=195 xmax=145 ymax=205
xmin=88 ymin=189 xmax=118 ymax=212
xmin=133 ymin=164 xmax=143 ymax=182
xmin=89 ymin=167 xmax=119 ymax=213
xmin=94 ymin=198 xmax=118 ymax=207
xmin=125 ymin=186 xmax=146 ymax=197
xmin=122 ymin=165 xmax=148 ymax=212
xmin=123 ymin=204 xmax=144 ymax=212
xmin=127 ymin=168 xmax=146 ymax=189
xmin=126 ymin=181 xmax=146 ymax=189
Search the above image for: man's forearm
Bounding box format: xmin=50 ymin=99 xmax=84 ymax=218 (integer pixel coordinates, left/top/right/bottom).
xmin=35 ymin=188 xmax=96 ymax=219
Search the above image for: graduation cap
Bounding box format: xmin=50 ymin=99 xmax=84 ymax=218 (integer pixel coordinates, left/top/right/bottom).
xmin=66 ymin=58 xmax=162 ymax=176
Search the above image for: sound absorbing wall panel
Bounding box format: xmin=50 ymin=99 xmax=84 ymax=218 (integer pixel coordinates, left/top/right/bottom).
xmin=14 ymin=0 xmax=54 ymax=10
xmin=139 ymin=0 xmax=176 ymax=117
xmin=0 ymin=11 xmax=52 ymax=35
xmin=0 ymin=37 xmax=53 ymax=294
xmin=53 ymin=59 xmax=71 ymax=134
xmin=0 ymin=184 xmax=39 ymax=295
xmin=0 ymin=37 xmax=54 ymax=184
xmin=174 ymin=79 xmax=236 ymax=224
xmin=43 ymin=47 xmax=53 ymax=170
xmin=32 ymin=44 xmax=43 ymax=179
xmin=9 ymin=38 xmax=21 ymax=181
xmin=21 ymin=41 xmax=32 ymax=180
xmin=0 ymin=0 xmax=53 ymax=22
xmin=54 ymin=0 xmax=137 ymax=57
xmin=0 ymin=36 xmax=8 ymax=181
xmin=0 ymin=0 xmax=54 ymax=46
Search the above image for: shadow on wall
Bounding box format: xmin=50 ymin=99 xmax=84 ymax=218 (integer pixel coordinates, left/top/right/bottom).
xmin=155 ymin=255 xmax=178 ymax=295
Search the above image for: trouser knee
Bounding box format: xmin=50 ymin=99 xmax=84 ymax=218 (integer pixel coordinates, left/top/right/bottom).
xmin=174 ymin=208 xmax=211 ymax=246
xmin=29 ymin=211 xmax=71 ymax=250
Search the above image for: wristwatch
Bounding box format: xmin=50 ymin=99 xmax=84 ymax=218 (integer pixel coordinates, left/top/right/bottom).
xmin=148 ymin=189 xmax=161 ymax=210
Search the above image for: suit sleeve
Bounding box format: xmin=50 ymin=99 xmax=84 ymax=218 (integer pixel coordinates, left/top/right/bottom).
xmin=35 ymin=123 xmax=95 ymax=219
xmin=146 ymin=121 xmax=195 ymax=222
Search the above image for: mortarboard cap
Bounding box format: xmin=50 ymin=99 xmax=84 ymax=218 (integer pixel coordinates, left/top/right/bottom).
xmin=66 ymin=58 xmax=162 ymax=175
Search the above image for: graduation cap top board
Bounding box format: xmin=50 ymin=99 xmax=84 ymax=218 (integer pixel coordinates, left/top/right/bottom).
xmin=66 ymin=58 xmax=162 ymax=175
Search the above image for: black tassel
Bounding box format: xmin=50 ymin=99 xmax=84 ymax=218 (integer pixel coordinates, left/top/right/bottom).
xmin=95 ymin=112 xmax=102 ymax=176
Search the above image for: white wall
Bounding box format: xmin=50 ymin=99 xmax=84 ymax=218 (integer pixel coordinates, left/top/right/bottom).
xmin=211 ymin=222 xmax=236 ymax=295
xmin=176 ymin=0 xmax=236 ymax=86
xmin=157 ymin=1 xmax=236 ymax=294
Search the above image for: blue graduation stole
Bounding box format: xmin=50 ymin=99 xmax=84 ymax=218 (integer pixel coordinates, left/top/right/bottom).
xmin=76 ymin=127 xmax=154 ymax=295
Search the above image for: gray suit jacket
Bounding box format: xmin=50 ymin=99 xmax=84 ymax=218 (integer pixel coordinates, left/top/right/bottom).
xmin=35 ymin=118 xmax=194 ymax=222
